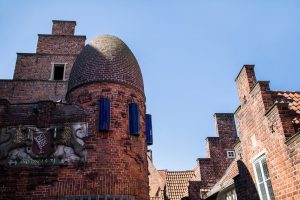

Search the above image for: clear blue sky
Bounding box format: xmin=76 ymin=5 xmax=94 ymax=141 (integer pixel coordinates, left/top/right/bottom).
xmin=1 ymin=1 xmax=299 ymax=170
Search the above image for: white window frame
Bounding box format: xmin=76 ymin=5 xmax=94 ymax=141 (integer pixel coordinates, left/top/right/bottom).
xmin=225 ymin=188 xmax=237 ymax=200
xmin=50 ymin=63 xmax=67 ymax=81
xmin=252 ymin=154 xmax=274 ymax=200
xmin=226 ymin=150 xmax=235 ymax=158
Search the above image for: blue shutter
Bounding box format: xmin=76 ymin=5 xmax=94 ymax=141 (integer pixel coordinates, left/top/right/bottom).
xmin=146 ymin=114 xmax=153 ymax=145
xmin=129 ymin=103 xmax=139 ymax=135
xmin=98 ymin=98 xmax=110 ymax=131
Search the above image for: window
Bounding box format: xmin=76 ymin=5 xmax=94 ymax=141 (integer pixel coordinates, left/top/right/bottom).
xmin=129 ymin=103 xmax=139 ymax=135
xmin=225 ymin=189 xmax=237 ymax=200
xmin=253 ymin=155 xmax=275 ymax=200
xmin=145 ymin=114 xmax=153 ymax=145
xmin=98 ymin=98 xmax=110 ymax=131
xmin=227 ymin=151 xmax=235 ymax=158
xmin=52 ymin=64 xmax=65 ymax=80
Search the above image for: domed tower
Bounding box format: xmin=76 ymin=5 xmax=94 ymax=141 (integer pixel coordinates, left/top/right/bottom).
xmin=67 ymin=35 xmax=150 ymax=200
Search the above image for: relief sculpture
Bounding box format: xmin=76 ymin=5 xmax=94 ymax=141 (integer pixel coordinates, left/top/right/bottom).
xmin=0 ymin=122 xmax=88 ymax=166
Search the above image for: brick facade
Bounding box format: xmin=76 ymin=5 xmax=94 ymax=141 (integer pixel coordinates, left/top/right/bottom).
xmin=194 ymin=113 xmax=237 ymax=199
xmin=149 ymin=114 xmax=237 ymax=200
xmin=0 ymin=20 xmax=85 ymax=104
xmin=150 ymin=65 xmax=299 ymax=200
xmin=233 ymin=66 xmax=300 ymax=199
xmin=0 ymin=20 xmax=150 ymax=200
xmin=205 ymin=65 xmax=300 ymax=200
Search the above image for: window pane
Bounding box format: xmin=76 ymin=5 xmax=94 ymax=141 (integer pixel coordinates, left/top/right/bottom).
xmin=232 ymin=192 xmax=237 ymax=200
xmin=262 ymin=158 xmax=270 ymax=179
xmin=255 ymin=162 xmax=263 ymax=182
xmin=98 ymin=98 xmax=111 ymax=131
xmin=267 ymin=180 xmax=275 ymax=200
xmin=146 ymin=114 xmax=153 ymax=145
xmin=129 ymin=103 xmax=140 ymax=135
xmin=259 ymin=183 xmax=268 ymax=200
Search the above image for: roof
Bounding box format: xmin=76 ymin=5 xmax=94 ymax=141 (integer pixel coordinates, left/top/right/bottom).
xmin=205 ymin=161 xmax=239 ymax=198
xmin=68 ymin=35 xmax=144 ymax=94
xmin=272 ymin=91 xmax=300 ymax=126
xmin=205 ymin=92 xmax=300 ymax=199
xmin=165 ymin=170 xmax=196 ymax=200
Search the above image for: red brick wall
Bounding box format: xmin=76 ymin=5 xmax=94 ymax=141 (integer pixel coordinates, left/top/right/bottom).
xmin=0 ymin=83 xmax=149 ymax=200
xmin=194 ymin=113 xmax=237 ymax=199
xmin=13 ymin=54 xmax=78 ymax=81
xmin=0 ymin=80 xmax=68 ymax=103
xmin=234 ymin=65 xmax=300 ymax=199
xmin=0 ymin=20 xmax=150 ymax=199
xmin=0 ymin=20 xmax=86 ymax=104
xmin=36 ymin=35 xmax=85 ymax=55
xmin=67 ymin=82 xmax=149 ymax=200
xmin=286 ymin=134 xmax=300 ymax=198
xmin=52 ymin=20 xmax=76 ymax=35
xmin=235 ymin=65 xmax=256 ymax=103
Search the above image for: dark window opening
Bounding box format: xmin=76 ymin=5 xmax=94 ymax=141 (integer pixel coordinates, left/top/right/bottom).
xmin=98 ymin=98 xmax=111 ymax=131
xmin=146 ymin=114 xmax=153 ymax=145
xmin=129 ymin=103 xmax=140 ymax=135
xmin=53 ymin=64 xmax=65 ymax=80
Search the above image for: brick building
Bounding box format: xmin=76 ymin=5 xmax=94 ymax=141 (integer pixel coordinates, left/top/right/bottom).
xmin=149 ymin=114 xmax=237 ymax=200
xmin=1 ymin=20 xmax=299 ymax=200
xmin=0 ymin=20 xmax=153 ymax=200
xmin=205 ymin=65 xmax=300 ymax=200
xmin=149 ymin=65 xmax=300 ymax=200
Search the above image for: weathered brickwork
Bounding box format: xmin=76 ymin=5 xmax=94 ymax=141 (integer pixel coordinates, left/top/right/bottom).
xmin=67 ymin=35 xmax=144 ymax=94
xmin=0 ymin=80 xmax=68 ymax=103
xmin=0 ymin=20 xmax=85 ymax=104
xmin=192 ymin=113 xmax=237 ymax=199
xmin=52 ymin=20 xmax=76 ymax=35
xmin=149 ymin=114 xmax=237 ymax=200
xmin=0 ymin=20 xmax=150 ymax=200
xmin=13 ymin=54 xmax=78 ymax=80
xmin=234 ymin=66 xmax=300 ymax=199
xmin=67 ymin=83 xmax=149 ymax=200
xmin=36 ymin=35 xmax=85 ymax=55
xmin=206 ymin=65 xmax=300 ymax=200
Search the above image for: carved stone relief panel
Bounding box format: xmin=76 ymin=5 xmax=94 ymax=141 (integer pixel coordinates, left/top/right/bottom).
xmin=0 ymin=122 xmax=88 ymax=166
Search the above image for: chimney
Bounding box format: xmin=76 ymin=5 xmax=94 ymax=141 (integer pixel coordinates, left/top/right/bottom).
xmin=52 ymin=20 xmax=76 ymax=35
xmin=214 ymin=113 xmax=237 ymax=139
xmin=235 ymin=65 xmax=257 ymax=103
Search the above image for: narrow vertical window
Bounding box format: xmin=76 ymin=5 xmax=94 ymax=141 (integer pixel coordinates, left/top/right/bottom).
xmin=98 ymin=98 xmax=110 ymax=131
xmin=146 ymin=114 xmax=153 ymax=145
xmin=129 ymin=103 xmax=139 ymax=135
xmin=253 ymin=155 xmax=275 ymax=200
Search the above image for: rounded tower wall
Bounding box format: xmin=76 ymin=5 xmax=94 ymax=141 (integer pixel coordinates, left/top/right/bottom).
xmin=64 ymin=34 xmax=150 ymax=200
xmin=66 ymin=82 xmax=149 ymax=199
